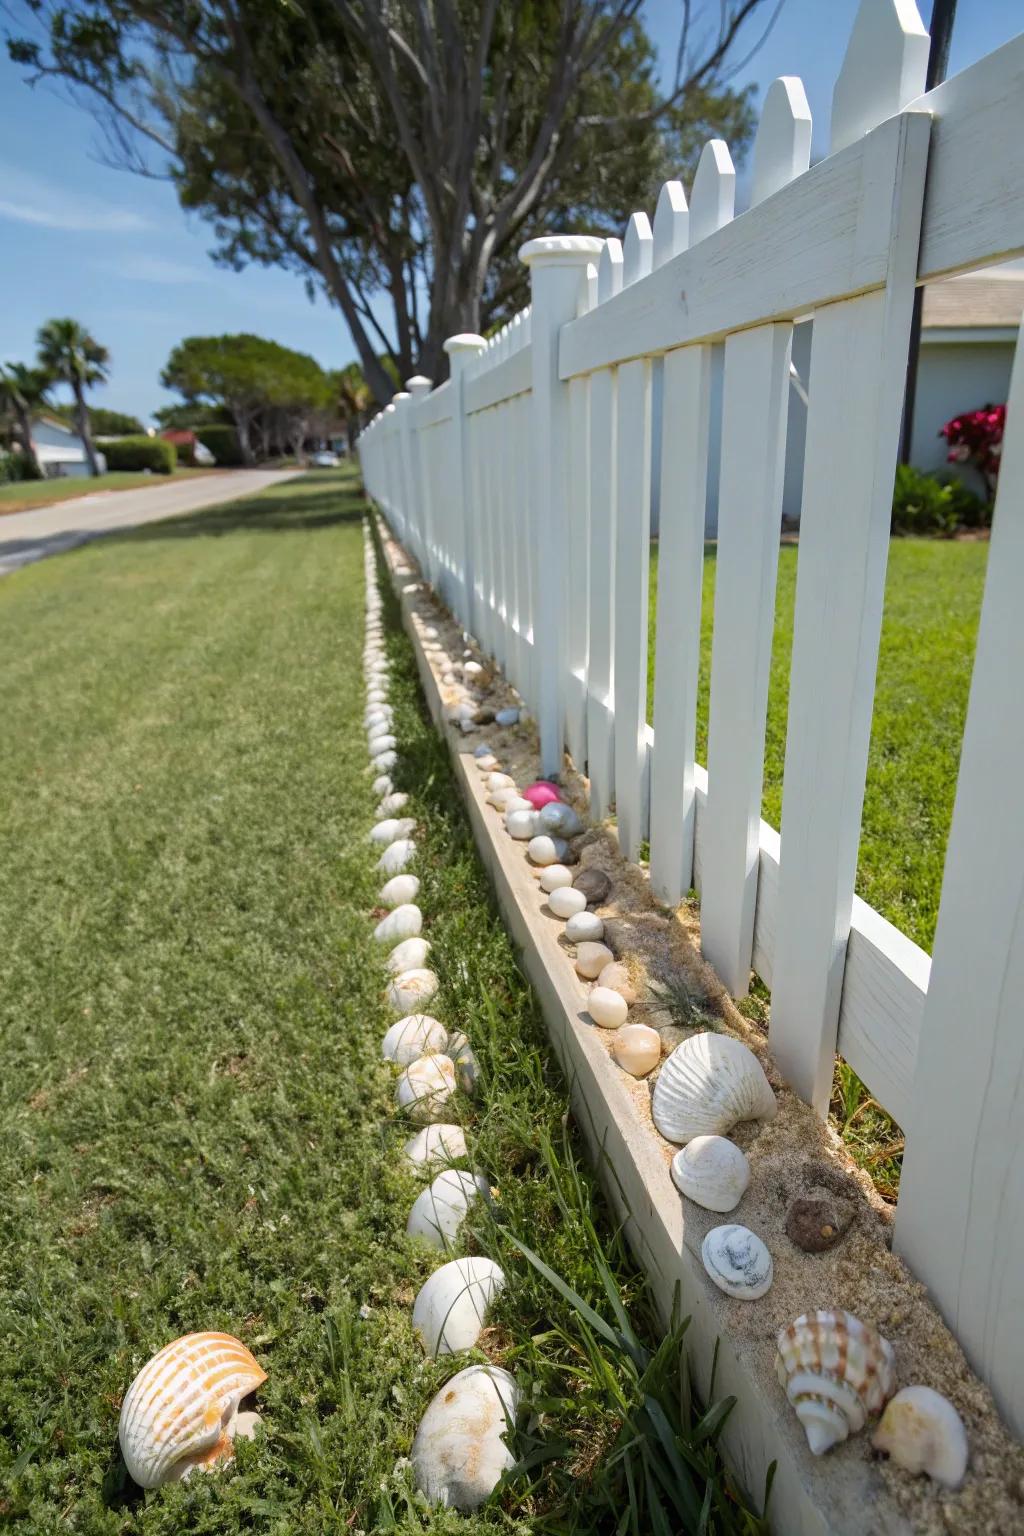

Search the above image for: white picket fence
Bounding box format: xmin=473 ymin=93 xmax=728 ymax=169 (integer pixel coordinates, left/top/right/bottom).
xmin=360 ymin=0 xmax=1024 ymax=1441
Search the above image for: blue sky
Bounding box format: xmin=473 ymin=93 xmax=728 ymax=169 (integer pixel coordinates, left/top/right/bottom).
xmin=1 ymin=1 xmax=1019 ymax=422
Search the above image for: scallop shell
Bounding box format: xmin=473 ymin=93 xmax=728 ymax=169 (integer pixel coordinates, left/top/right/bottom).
xmin=404 ymin=1123 xmax=468 ymax=1169
xmin=382 ymin=1013 xmax=449 ymax=1065
xmin=776 ymin=1310 xmax=896 ymax=1455
xmin=871 ymin=1386 xmax=968 ymax=1488
xmin=385 ymin=936 xmax=431 ymax=975
xmin=377 ymin=838 xmax=415 ymax=875
xmin=670 ymin=1135 xmax=750 ymax=1212
xmin=528 ymin=834 xmax=568 ymax=866
xmin=651 ymin=1032 xmax=776 ymax=1144
xmin=373 ymin=903 xmax=422 ymax=945
xmin=379 ymin=873 xmax=419 ymax=908
xmin=539 ymin=864 xmax=573 ymax=894
xmin=412 ymin=1257 xmax=506 ymax=1357
xmin=397 ymin=1053 xmax=457 ymax=1122
xmin=386 ymin=967 xmax=439 ymax=1015
xmin=701 ymin=1224 xmax=773 ymax=1300
xmin=407 ymin=1169 xmax=490 ymax=1249
xmin=410 ymin=1364 xmax=519 ymax=1510
xmin=118 ymin=1332 xmax=266 ymax=1489
xmin=610 ymin=1023 xmax=661 ymax=1077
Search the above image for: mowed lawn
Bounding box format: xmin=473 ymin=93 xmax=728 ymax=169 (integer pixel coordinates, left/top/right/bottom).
xmin=0 ymin=468 xmax=217 ymax=515
xmin=0 ymin=469 xmax=756 ymax=1534
xmin=650 ymin=538 xmax=989 ymax=952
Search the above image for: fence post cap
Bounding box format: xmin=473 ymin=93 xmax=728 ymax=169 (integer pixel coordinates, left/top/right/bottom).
xmin=443 ymin=333 xmax=487 ymax=354
xmin=405 ymin=375 xmax=432 ymax=395
xmin=392 ymin=390 xmax=410 ymax=402
xmin=518 ymin=234 xmax=604 ymax=268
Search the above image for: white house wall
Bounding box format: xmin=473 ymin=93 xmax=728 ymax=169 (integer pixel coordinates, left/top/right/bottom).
xmin=911 ymin=337 xmax=1016 ymax=477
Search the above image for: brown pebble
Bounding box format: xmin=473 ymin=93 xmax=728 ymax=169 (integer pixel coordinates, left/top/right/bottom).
xmin=785 ymin=1196 xmax=855 ymax=1253
xmin=573 ymin=867 xmax=612 ymax=905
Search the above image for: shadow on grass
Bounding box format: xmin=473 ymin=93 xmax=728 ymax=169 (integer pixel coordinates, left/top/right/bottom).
xmin=105 ymin=483 xmax=366 ymax=545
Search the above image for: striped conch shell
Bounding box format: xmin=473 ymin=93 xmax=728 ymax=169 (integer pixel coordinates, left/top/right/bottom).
xmin=776 ymin=1310 xmax=895 ymax=1455
xmin=119 ymin=1332 xmax=267 ymax=1488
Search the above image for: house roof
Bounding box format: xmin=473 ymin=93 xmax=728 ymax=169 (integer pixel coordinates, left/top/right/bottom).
xmin=922 ymin=270 xmax=1024 ymax=330
xmin=33 ymin=413 xmax=79 ymax=437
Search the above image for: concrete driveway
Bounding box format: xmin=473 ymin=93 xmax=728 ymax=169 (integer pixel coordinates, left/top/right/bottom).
xmin=0 ymin=468 xmax=305 ymax=577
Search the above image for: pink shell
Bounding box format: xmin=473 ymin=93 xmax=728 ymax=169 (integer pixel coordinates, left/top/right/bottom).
xmin=522 ymin=781 xmax=564 ymax=809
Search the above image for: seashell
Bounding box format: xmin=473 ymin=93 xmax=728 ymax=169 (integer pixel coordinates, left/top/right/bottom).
xmin=785 ymin=1195 xmax=854 ymax=1254
xmin=522 ymin=781 xmax=563 ymax=809
xmin=528 ymin=834 xmax=568 ymax=866
xmin=397 ymin=1053 xmax=456 ymax=1122
xmin=587 ymin=986 xmax=628 ymax=1029
xmin=379 ymin=873 xmax=420 ymax=908
xmin=538 ymin=801 xmax=583 ymax=838
xmin=412 ymin=1257 xmax=506 ymax=1357
xmin=118 ymin=1332 xmax=267 ymax=1489
xmin=367 ymin=720 xmax=391 ymax=743
xmin=365 ymin=709 xmax=392 ymax=730
xmin=373 ymin=903 xmax=423 ymax=944
xmin=573 ymin=867 xmax=612 ymax=905
xmin=871 ymin=1386 xmax=968 ymax=1489
xmin=407 ymin=1169 xmax=490 ymax=1248
xmin=701 ymin=1224 xmax=773 ymax=1300
xmin=386 ymin=967 xmax=439 ymax=1015
xmin=776 ymin=1310 xmax=896 ymax=1456
xmin=503 ymin=796 xmax=534 ymax=815
xmin=367 ymin=687 xmax=386 ymax=703
xmin=410 ymin=1364 xmax=519 ymax=1510
xmin=370 ymin=734 xmax=398 ymax=759
xmin=670 ymin=1135 xmax=750 ymax=1212
xmin=575 ymin=941 xmax=613 ymax=979
xmin=442 ymin=672 xmax=456 ymax=686
xmin=445 ymin=1030 xmax=480 ymax=1095
xmin=382 ymin=1013 xmax=448 ymax=1065
xmin=487 ymin=772 xmax=516 ymax=792
xmin=404 ymin=1123 xmax=468 ymax=1169
xmin=495 ymin=708 xmax=519 ymax=726
xmin=486 ymin=789 xmax=519 ymax=811
xmin=652 ymin=1032 xmax=776 ymax=1145
xmin=372 ymin=773 xmax=393 ymax=798
xmin=424 ymin=625 xmax=439 ymax=639
xmin=610 ymin=1023 xmax=661 ymax=1077
xmin=464 ymin=659 xmax=484 ymax=677
xmin=377 ymin=791 xmax=408 ymax=816
xmin=374 ymin=749 xmax=398 ymax=771
xmin=385 ymin=936 xmax=431 ymax=975
xmin=596 ymin=961 xmax=636 ymax=1003
xmin=539 ymin=864 xmax=573 ymax=893
xmin=369 ymin=817 xmax=402 ymax=845
xmin=565 ymin=911 xmax=604 ymax=944
xmin=377 ymin=838 xmax=415 ymax=875
xmin=507 ymin=809 xmax=539 ymax=841
xmin=473 ymin=743 xmax=494 ymax=758
xmin=475 ymin=754 xmax=498 ymax=772
xmin=549 ymin=886 xmax=587 ymax=920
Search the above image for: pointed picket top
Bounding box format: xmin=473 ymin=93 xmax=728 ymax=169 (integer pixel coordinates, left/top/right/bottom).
xmin=511 ymin=312 xmax=524 ymax=352
xmin=689 ymin=140 xmax=736 ymax=248
xmin=830 ymin=0 xmax=929 ymax=154
xmin=597 ymin=237 xmax=624 ymax=304
xmin=653 ymin=180 xmax=689 ymax=268
xmin=522 ymin=306 xmax=532 ymax=344
xmin=750 ymin=77 xmax=813 ymax=208
xmin=577 ymin=261 xmax=598 ymax=318
xmin=622 ymin=211 xmax=654 ymax=287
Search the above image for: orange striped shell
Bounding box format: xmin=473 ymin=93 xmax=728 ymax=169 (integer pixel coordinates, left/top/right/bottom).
xmin=119 ymin=1331 xmax=267 ymax=1488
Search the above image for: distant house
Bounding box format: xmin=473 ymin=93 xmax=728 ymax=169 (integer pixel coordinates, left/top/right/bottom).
xmin=29 ymin=415 xmax=106 ymax=478
xmin=159 ymin=429 xmax=216 ymax=466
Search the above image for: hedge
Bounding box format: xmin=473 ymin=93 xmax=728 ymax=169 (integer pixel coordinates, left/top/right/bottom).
xmin=196 ymin=424 xmax=244 ymax=466
xmin=102 ymin=436 xmax=176 ymax=475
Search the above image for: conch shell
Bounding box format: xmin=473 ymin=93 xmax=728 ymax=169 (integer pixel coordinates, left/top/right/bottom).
xmin=119 ymin=1331 xmax=266 ymax=1489
xmin=776 ymin=1310 xmax=895 ymax=1455
xmin=651 ymin=1031 xmax=776 ymax=1144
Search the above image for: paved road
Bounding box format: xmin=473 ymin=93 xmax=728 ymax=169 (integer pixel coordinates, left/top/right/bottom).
xmin=0 ymin=468 xmax=304 ymax=577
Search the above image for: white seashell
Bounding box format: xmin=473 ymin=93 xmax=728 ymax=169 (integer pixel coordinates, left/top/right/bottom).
xmin=538 ymin=802 xmax=584 ymax=837
xmin=548 ymin=886 xmax=586 ymax=920
xmin=374 ymin=749 xmax=398 ymax=771
xmin=597 ymin=961 xmax=637 ymax=1004
xmin=776 ymin=1310 xmax=896 ymax=1456
xmin=652 ymin=1032 xmax=776 ymax=1145
xmin=463 ymin=660 xmax=483 ymax=677
xmin=506 ymin=809 xmax=539 ymax=841
xmin=424 ymin=625 xmax=439 ymax=639
xmin=587 ymin=986 xmax=628 ymax=1029
xmin=610 ymin=1023 xmax=661 ymax=1076
xmin=385 ymin=936 xmax=431 ymax=975
xmin=412 ymin=1257 xmax=506 ymax=1357
xmin=528 ymin=834 xmax=567 ymax=866
xmin=382 ymin=1013 xmax=448 ymax=1064
xmin=503 ymin=796 xmax=533 ymax=815
xmin=379 ymin=873 xmax=419 ymax=907
xmin=473 ymin=743 xmax=493 ymax=758
xmin=575 ymin=942 xmax=613 ymax=979
xmin=378 ymin=791 xmax=408 ymax=816
xmin=445 ymin=1030 xmax=480 ymax=1095
xmin=367 ymin=720 xmax=391 ymax=743
xmin=495 ymin=708 xmax=519 ymax=726
xmin=118 ymin=1332 xmax=266 ymax=1489
xmin=370 ymin=734 xmax=398 ymax=759
xmin=404 ymin=1123 xmax=468 ymax=1169
xmin=565 ymin=911 xmax=604 ymax=944
xmin=872 ymin=1387 xmax=968 ymax=1489
xmin=475 ymin=753 xmax=499 ymax=772
xmin=539 ymin=864 xmax=573 ymax=893
xmin=487 ymin=772 xmax=516 ymax=791
xmin=372 ymin=773 xmax=393 ymax=798
xmin=376 ymin=838 xmax=415 ymax=875
xmin=386 ymin=967 xmax=439 ymax=1015
xmin=397 ymin=1053 xmax=456 ymax=1122
xmin=442 ymin=672 xmax=456 ymax=686
xmin=670 ymin=1135 xmax=750 ymax=1212
xmin=410 ymin=1364 xmax=519 ymax=1510
xmin=701 ymin=1224 xmax=773 ymax=1300
xmin=373 ymin=903 xmax=422 ymax=944
xmin=407 ymin=1169 xmax=490 ymax=1249
xmin=367 ymin=688 xmax=386 ymax=705
xmin=369 ymin=817 xmax=402 ymax=845
xmin=486 ymin=789 xmax=519 ymax=811
xmin=365 ymin=709 xmax=392 ymax=729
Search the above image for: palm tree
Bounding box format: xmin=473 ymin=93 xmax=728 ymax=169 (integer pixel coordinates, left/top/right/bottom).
xmin=36 ymin=319 xmax=110 ymax=477
xmin=0 ymin=363 xmax=52 ymax=480
xmin=335 ymin=363 xmax=371 ymax=455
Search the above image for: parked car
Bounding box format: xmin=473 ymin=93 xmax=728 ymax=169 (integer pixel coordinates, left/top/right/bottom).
xmin=310 ymin=450 xmax=340 ymax=467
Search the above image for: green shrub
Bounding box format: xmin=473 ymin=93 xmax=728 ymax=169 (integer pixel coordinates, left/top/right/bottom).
xmin=891 ymin=464 xmax=960 ymax=536
xmin=170 ymin=438 xmax=194 ymax=466
xmin=941 ymin=473 xmax=989 ymax=528
xmin=102 ymin=435 xmax=176 ymax=475
xmin=0 ymin=450 xmax=41 ymax=483
xmin=196 ymin=424 xmax=243 ymax=466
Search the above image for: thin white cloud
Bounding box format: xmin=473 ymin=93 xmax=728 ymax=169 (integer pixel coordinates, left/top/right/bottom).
xmin=0 ymin=162 xmax=152 ymax=233
xmin=104 ymin=254 xmax=211 ymax=284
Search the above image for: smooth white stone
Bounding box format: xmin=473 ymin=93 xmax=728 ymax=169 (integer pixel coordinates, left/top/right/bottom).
xmin=587 ymin=986 xmax=628 ymax=1029
xmin=410 ymin=1364 xmax=518 ymax=1509
xmin=539 ymin=864 xmax=573 ymax=893
xmin=370 ymin=735 xmax=398 ymax=759
xmin=386 ymin=967 xmax=439 ymax=1015
xmin=475 ymin=754 xmax=499 ymax=772
xmin=367 ymin=721 xmax=392 ymax=743
xmin=701 ymin=1224 xmax=773 ymax=1300
xmin=377 ymin=792 xmax=409 ymax=817
xmin=486 ymin=789 xmax=519 ymax=811
xmin=597 ymin=961 xmax=637 ymax=1004
xmin=575 ymin=941 xmax=613 ymax=979
xmin=386 ymin=936 xmax=431 ymax=975
xmin=370 ymin=817 xmax=414 ymax=847
xmin=610 ymin=1024 xmax=661 ymax=1077
xmin=463 ymin=660 xmax=484 ymax=677
xmin=487 ymin=772 xmax=516 ymax=791
xmin=503 ymin=796 xmax=533 ymax=815
xmin=565 ymin=911 xmax=604 ymax=944
xmin=403 ymin=1123 xmax=468 ymax=1169
xmin=372 ymin=774 xmax=394 ymax=798
xmin=373 ymin=903 xmax=422 ymax=944
xmin=412 ymin=1257 xmax=506 ymax=1357
xmin=397 ymin=1053 xmax=456 ymax=1122
xmin=507 ymin=809 xmax=539 ymax=841
xmin=548 ymin=886 xmax=587 ymax=920
xmin=670 ymin=1135 xmax=750 ymax=1213
xmin=407 ymin=1169 xmax=490 ymax=1249
xmin=379 ymin=873 xmax=420 ymax=908
xmin=373 ymin=750 xmax=398 ymax=771
xmin=528 ymin=834 xmax=568 ymax=867
xmin=377 ymin=838 xmax=415 ymax=874
xmin=382 ymin=1013 xmax=448 ymax=1065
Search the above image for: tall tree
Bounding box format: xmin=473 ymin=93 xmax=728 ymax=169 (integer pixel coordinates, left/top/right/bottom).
xmin=335 ymin=363 xmax=371 ymax=453
xmin=36 ymin=319 xmax=110 ymax=476
xmin=0 ymin=363 xmax=52 ymax=479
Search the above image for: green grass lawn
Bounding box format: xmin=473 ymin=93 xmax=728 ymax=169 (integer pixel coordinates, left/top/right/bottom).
xmin=650 ymin=538 xmax=989 ymax=953
xmin=0 ymin=468 xmax=217 ymax=515
xmin=0 ymin=469 xmax=758 ymax=1534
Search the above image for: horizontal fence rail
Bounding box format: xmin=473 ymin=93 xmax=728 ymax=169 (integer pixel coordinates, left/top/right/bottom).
xmin=359 ymin=0 xmax=1024 ymax=1440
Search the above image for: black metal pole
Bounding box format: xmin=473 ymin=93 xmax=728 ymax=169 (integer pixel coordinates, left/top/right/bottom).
xmin=899 ymin=0 xmax=959 ymax=466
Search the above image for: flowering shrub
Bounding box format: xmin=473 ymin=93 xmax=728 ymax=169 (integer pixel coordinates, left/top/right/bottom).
xmin=939 ymin=403 xmax=1005 ymax=498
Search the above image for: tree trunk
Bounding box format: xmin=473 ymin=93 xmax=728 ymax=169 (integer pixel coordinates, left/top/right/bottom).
xmin=73 ymin=385 xmax=101 ymax=476
xmin=14 ymin=406 xmax=44 ymax=480
xmin=232 ymin=409 xmax=256 ymax=466
xmin=289 ymin=421 xmax=308 ymax=464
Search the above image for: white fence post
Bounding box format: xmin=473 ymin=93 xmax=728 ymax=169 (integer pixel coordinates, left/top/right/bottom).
xmin=444 ymin=335 xmax=487 ymax=636
xmin=404 ymin=376 xmax=431 ymax=577
xmin=521 ymin=235 xmax=604 ymax=778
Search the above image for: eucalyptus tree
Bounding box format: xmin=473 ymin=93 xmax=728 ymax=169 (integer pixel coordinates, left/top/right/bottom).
xmin=36 ymin=319 xmax=110 ymax=476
